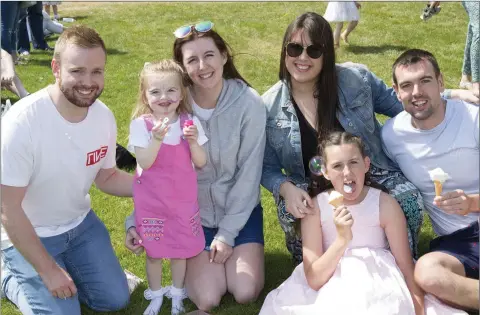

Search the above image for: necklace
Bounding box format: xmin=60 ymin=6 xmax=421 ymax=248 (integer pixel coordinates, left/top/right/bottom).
xmin=294 ymin=97 xmax=317 ymax=131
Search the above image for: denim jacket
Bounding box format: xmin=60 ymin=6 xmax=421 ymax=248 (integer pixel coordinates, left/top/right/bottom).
xmin=261 ymin=65 xmax=403 ymax=202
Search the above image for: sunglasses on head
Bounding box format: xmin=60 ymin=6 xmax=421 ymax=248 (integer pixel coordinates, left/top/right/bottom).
xmin=173 ymin=21 xmax=214 ymax=39
xmin=285 ymin=42 xmax=324 ymax=59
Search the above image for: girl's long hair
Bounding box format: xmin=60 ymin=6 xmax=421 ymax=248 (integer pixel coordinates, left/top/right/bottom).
xmin=279 ymin=12 xmax=339 ymax=143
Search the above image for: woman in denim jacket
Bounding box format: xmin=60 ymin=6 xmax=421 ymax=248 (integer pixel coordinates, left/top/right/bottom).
xmin=261 ymin=12 xmax=471 ymax=265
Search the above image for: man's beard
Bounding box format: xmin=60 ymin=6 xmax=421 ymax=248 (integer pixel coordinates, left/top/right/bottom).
xmin=59 ymin=77 xmax=103 ymax=108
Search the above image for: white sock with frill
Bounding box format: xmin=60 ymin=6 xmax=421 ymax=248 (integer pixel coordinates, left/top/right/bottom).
xmin=143 ymin=287 xmax=169 ymax=315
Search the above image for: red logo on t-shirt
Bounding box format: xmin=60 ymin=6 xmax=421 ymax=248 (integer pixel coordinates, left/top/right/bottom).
xmin=86 ymin=146 xmax=108 ymax=166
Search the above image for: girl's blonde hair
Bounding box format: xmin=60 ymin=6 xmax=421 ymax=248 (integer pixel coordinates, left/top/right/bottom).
xmin=132 ymin=59 xmax=191 ymax=119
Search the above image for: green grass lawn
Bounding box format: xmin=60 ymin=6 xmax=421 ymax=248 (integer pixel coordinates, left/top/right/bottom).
xmin=1 ymin=2 xmax=469 ymax=314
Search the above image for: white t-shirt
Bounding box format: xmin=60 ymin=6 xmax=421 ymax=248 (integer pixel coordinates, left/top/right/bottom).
xmin=381 ymin=100 xmax=479 ymax=236
xmin=127 ymin=114 xmax=208 ymax=174
xmin=1 ymin=88 xmax=117 ymax=249
xmin=192 ymin=102 xmax=214 ymax=121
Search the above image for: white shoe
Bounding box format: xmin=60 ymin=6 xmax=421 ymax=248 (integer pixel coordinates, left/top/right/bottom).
xmin=166 ymin=286 xmax=187 ymax=315
xmin=171 ymin=296 xmax=186 ymax=315
xmin=143 ymin=287 xmax=169 ymax=315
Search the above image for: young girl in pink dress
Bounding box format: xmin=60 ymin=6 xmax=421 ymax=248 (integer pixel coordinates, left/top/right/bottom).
xmin=128 ymin=60 xmax=208 ymax=315
xmin=259 ymin=131 xmax=467 ymax=315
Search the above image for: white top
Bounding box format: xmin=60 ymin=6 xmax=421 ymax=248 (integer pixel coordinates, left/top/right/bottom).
xmin=382 ymin=99 xmax=479 ymax=236
xmin=127 ymin=114 xmax=208 ymax=175
xmin=192 ymin=102 xmax=214 ymax=121
xmin=1 ymin=88 xmax=117 ymax=249
xmin=318 ymin=188 xmax=387 ymax=250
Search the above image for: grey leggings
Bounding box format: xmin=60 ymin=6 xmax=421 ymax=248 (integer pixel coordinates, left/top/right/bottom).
xmin=462 ymin=1 xmax=479 ymax=82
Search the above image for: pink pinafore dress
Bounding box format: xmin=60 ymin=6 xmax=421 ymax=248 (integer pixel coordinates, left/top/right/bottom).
xmin=133 ymin=113 xmax=204 ymax=259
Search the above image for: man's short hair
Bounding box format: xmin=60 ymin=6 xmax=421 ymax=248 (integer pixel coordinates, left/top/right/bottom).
xmin=392 ymin=49 xmax=441 ymax=85
xmin=53 ymin=25 xmax=106 ymax=62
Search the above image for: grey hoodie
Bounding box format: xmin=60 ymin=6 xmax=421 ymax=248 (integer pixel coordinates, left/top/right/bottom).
xmin=126 ymin=79 xmax=266 ymax=247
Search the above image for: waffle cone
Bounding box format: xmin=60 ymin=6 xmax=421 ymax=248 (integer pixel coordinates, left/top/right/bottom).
xmin=434 ymin=180 xmax=443 ymax=196
xmin=329 ymin=197 xmax=344 ymax=208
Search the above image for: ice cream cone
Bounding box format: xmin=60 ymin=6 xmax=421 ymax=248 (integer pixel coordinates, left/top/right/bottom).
xmin=329 ymin=198 xmax=343 ymax=208
xmin=328 ymin=191 xmax=344 ymax=208
xmin=434 ymin=180 xmax=443 ymax=196
xmin=429 ymin=168 xmax=449 ymax=197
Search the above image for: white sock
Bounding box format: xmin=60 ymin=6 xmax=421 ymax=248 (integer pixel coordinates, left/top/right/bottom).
xmin=169 ymin=286 xmax=187 ymax=315
xmin=169 ymin=286 xmax=186 ymax=298
xmin=143 ymin=287 xmax=167 ymax=315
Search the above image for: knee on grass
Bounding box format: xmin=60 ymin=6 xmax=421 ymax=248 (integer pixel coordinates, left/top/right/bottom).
xmin=230 ymin=281 xmax=262 ymax=304
xmin=232 ymin=289 xmax=259 ymax=305
xmin=87 ymin=283 xmax=130 ymax=311
xmin=193 ymin=291 xmax=223 ymax=312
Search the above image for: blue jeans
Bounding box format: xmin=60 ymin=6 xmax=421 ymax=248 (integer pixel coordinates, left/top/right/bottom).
xmin=0 ymin=1 xmax=22 ymax=54
xmin=16 ymin=8 xmax=31 ymax=53
xmin=1 ymin=210 xmax=130 ymax=315
xmin=17 ymin=1 xmax=49 ymax=52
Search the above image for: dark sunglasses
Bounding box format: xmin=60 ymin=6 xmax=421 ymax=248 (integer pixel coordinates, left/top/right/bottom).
xmin=173 ymin=21 xmax=214 ymax=39
xmin=285 ymin=42 xmax=324 ymax=59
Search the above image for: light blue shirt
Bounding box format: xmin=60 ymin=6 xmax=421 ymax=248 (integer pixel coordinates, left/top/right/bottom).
xmin=382 ymin=99 xmax=479 ymax=236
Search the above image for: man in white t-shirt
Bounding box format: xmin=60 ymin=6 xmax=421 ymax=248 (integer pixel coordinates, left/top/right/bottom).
xmin=1 ymin=26 xmax=133 ymax=315
xmin=382 ymin=49 xmax=479 ymax=311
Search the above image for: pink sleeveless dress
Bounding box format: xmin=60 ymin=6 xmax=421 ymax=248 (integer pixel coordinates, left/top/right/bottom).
xmin=133 ymin=114 xmax=204 ymax=259
xmin=259 ymin=188 xmax=467 ymax=315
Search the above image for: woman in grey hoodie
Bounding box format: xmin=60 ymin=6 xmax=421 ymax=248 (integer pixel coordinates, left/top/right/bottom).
xmin=125 ymin=22 xmax=266 ymax=312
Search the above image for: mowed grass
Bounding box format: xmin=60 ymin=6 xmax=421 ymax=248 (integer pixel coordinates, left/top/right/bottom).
xmin=1 ymin=2 xmax=468 ymax=314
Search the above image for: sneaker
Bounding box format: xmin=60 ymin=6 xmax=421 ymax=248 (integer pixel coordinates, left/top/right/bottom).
xmin=421 ymin=4 xmax=441 ymax=21
xmin=19 ymin=50 xmax=30 ymax=57
xmin=124 ymin=269 xmax=143 ymax=294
